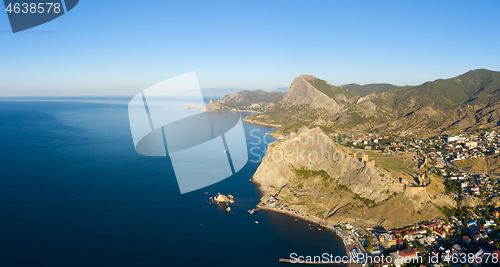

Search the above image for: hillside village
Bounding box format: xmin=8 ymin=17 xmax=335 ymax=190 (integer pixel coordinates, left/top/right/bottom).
xmin=332 ymin=130 xmax=500 ymax=266
xmin=256 ymin=129 xmax=500 ymax=266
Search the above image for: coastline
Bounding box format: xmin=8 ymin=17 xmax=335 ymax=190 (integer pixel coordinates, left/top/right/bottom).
xmin=242 ymin=117 xmax=282 ymax=128
xmin=257 ymin=205 xmax=363 ymax=260
xmin=243 ymin=113 xmax=358 ymax=259
xmin=254 ymin=190 xmax=362 ymax=259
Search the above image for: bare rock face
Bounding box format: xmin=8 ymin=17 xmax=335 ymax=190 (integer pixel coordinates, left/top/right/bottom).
xmin=206 ymin=99 xmax=230 ymax=111
xmin=253 ymin=127 xmax=400 ymax=202
xmin=281 ymin=75 xmax=341 ymax=114
xmin=186 ymin=104 xmax=205 ymax=110
xmin=460 ymin=195 xmax=482 ymax=207
xmin=253 ymin=127 xmax=456 ymax=229
xmin=488 ymin=196 xmax=500 ymax=208
xmin=344 ymin=165 xmax=403 ymax=202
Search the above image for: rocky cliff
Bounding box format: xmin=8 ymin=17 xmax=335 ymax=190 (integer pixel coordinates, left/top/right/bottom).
xmin=253 ymin=127 xmax=456 ymax=229
xmin=280 ymin=75 xmax=342 ymax=114
xmin=246 ymin=69 xmax=500 ymax=136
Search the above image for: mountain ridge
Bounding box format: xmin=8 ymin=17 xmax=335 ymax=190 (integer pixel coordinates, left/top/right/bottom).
xmin=244 ymin=69 xmax=500 ymax=136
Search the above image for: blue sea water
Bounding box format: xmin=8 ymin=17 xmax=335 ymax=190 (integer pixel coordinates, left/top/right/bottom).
xmin=0 ymin=98 xmax=345 ymax=267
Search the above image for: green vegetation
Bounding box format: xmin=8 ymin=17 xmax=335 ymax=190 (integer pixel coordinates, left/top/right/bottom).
xmin=293 ymin=166 xmax=333 ymax=188
xmin=294 ymin=166 xmax=329 ymax=179
xmin=342 ymin=83 xmax=399 ymax=96
xmin=246 ymin=105 xmax=339 ymax=135
xmin=438 ymin=205 xmax=471 ymax=222
xmin=383 ymin=192 xmax=398 ymax=202
xmin=444 ymin=179 xmax=460 ymax=193
xmin=247 ymin=69 xmax=500 ymax=138
xmin=353 ymin=193 xmax=375 ymax=206
xmin=218 ymin=90 xmax=285 ymax=110
xmin=309 ymin=77 xmax=357 ymax=99
xmin=352 ymin=149 xmax=413 ymax=176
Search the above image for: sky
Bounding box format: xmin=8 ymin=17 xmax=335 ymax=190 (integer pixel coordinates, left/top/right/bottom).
xmin=1 ymin=0 xmax=500 ymax=96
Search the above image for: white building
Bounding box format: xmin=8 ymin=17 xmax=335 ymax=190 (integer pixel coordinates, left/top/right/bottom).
xmin=448 ymin=134 xmax=465 ymax=143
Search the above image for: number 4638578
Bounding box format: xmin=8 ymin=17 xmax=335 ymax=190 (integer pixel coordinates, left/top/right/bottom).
xmin=6 ymin=3 xmax=61 ymax=14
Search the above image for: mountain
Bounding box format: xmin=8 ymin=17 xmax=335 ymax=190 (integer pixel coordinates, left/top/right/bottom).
xmin=280 ymin=75 xmax=343 ymax=114
xmin=245 ymin=69 xmax=500 ymax=136
xmin=206 ymin=89 xmax=285 ymax=112
xmin=393 ymin=69 xmax=500 ymax=111
xmin=253 ymin=127 xmax=455 ymax=229
xmin=341 ymin=83 xmax=400 ymax=96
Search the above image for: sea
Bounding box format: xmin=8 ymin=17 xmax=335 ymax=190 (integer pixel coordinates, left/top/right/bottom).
xmin=0 ymin=97 xmax=345 ymax=267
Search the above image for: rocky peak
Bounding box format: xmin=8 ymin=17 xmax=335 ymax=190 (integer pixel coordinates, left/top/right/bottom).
xmin=280 ymin=75 xmax=341 ymax=114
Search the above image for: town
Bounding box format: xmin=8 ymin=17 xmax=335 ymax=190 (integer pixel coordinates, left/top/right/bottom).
xmin=342 ymin=130 xmax=500 ymax=266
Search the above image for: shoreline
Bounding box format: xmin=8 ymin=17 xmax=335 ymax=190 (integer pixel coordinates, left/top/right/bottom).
xmin=257 ymin=205 xmax=361 ymax=258
xmin=245 ymin=114 xmax=362 ymax=261
xmin=242 ymin=117 xmax=282 ymax=128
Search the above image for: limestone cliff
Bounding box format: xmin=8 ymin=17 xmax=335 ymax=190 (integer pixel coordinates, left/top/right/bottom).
xmin=206 ymin=98 xmax=230 ymax=111
xmin=253 ymin=127 xmax=456 ymax=229
xmin=280 ymin=75 xmax=342 ymax=114
xmin=253 ymin=127 xmax=401 ymax=202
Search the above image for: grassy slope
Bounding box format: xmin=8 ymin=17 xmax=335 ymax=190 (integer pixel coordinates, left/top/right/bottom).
xmin=393 ymin=69 xmax=500 ymax=113
xmin=221 ymin=90 xmax=285 ymax=109
xmin=488 ymin=154 xmax=500 ymax=175
xmin=309 ymin=77 xmax=357 ymax=99
xmin=342 ymin=83 xmax=399 ymax=96
xmin=351 ymin=149 xmax=416 ymax=178
xmin=454 ymin=157 xmax=487 ymax=174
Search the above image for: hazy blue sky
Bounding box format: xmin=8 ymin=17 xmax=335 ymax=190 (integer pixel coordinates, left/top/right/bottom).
xmin=1 ymin=0 xmax=500 ymax=96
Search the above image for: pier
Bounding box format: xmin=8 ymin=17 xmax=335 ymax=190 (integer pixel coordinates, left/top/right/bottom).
xmin=257 ymin=196 xmax=366 ymax=267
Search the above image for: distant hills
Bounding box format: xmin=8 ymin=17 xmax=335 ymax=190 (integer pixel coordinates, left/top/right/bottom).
xmin=201 ymin=87 xmax=288 ymax=98
xmin=273 ymin=87 xmax=289 ymax=93
xmin=201 ymin=88 xmax=252 ymax=98
xmin=241 ymin=69 xmax=500 ymax=136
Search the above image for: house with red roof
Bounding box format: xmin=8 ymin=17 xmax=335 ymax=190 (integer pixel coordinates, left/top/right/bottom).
xmin=425 ymin=220 xmax=443 ymax=230
xmin=396 ymin=237 xmax=404 ymax=248
xmin=493 ymin=210 xmax=500 ymax=218
xmin=398 ymin=248 xmax=419 ymax=259
xmin=434 ymin=228 xmax=446 ymax=238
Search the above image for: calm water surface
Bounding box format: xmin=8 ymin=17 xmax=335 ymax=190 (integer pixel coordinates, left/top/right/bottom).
xmin=0 ymin=97 xmax=345 ymax=267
